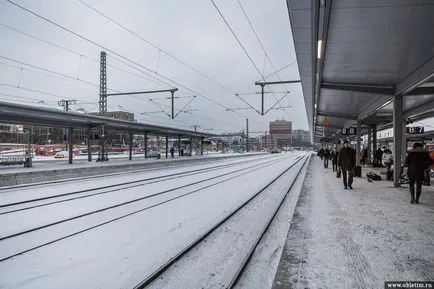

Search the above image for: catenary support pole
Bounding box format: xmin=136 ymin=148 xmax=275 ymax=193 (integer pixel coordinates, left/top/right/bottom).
xmin=129 ymin=133 xmax=133 ymax=161
xmin=68 ymin=128 xmax=73 ymax=164
xmin=165 ymin=136 xmax=169 ymax=158
xmin=144 ymin=133 xmax=148 ymax=158
xmin=393 ymin=95 xmax=404 ymax=187
xmin=200 ymin=137 xmax=204 ymax=155
xmin=246 ymin=118 xmax=249 ymax=152
xmin=87 ymin=128 xmax=92 ymax=162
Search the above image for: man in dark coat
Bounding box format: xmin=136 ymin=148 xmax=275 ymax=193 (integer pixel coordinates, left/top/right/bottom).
xmin=405 ymin=142 xmax=431 ymax=204
xmin=338 ymin=140 xmax=356 ymax=189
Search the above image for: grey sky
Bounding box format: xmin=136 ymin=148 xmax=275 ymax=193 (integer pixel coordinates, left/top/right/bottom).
xmin=0 ymin=0 xmax=309 ymax=134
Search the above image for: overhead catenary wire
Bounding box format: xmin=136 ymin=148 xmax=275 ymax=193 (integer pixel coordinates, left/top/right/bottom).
xmin=5 ymin=0 xmax=249 ymax=122
xmin=236 ymin=0 xmax=292 ymax=116
xmin=209 ymin=0 xmax=289 ymax=116
xmin=0 ymin=56 xmax=122 ymax=92
xmin=236 ymin=0 xmax=281 ymax=81
xmin=0 ymin=23 xmax=173 ymax=90
xmin=78 ymin=0 xmax=238 ymax=95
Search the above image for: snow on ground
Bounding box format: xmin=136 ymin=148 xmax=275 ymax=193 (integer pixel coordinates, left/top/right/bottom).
xmin=272 ymin=156 xmax=434 ymax=289
xmin=0 ymin=155 xmax=289 ymax=260
xmin=144 ymin=154 xmax=308 ymax=289
xmin=0 ymin=152 xmax=303 ymax=289
xmin=233 ymin=154 xmax=311 ymax=289
xmin=0 ymin=154 xmax=273 ymax=205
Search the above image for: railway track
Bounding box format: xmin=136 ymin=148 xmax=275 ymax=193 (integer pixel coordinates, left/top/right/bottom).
xmin=0 ymin=154 xmax=298 ymax=262
xmin=133 ymin=153 xmax=310 ymax=289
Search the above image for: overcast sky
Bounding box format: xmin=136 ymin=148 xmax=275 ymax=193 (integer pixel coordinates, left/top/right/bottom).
xmin=0 ymin=0 xmax=309 ymax=134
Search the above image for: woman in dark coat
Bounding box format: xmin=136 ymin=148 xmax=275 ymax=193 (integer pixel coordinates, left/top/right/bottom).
xmin=405 ymin=142 xmax=431 ymax=203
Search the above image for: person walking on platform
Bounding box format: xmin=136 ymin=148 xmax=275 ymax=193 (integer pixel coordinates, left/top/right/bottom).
xmin=339 ymin=140 xmax=356 ymax=189
xmin=170 ymin=147 xmax=175 ymax=158
xmin=382 ymin=146 xmax=393 ymax=181
xmin=318 ymin=147 xmax=325 ymax=160
xmin=331 ymin=148 xmax=338 ymax=172
xmin=374 ymin=147 xmax=383 ymax=167
xmin=323 ymin=148 xmax=330 ymax=168
xmin=405 ymin=143 xmax=431 ymax=204
xmin=361 ymin=147 xmax=368 ymax=165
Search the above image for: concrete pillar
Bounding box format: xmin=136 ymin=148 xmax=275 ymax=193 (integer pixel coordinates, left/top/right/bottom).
xmin=200 ymin=137 xmax=204 ymax=155
xmin=178 ymin=135 xmax=181 ymax=156
xmin=372 ymin=125 xmax=377 ymax=164
xmin=68 ymin=128 xmax=73 ymax=164
xmin=356 ymin=120 xmax=361 ymax=166
xmin=144 ymin=133 xmax=148 ymax=158
xmin=129 ymin=133 xmax=133 ymax=161
xmin=402 ymin=122 xmax=407 ymax=163
xmin=367 ymin=125 xmax=372 ymax=165
xmin=165 ymin=136 xmax=169 ymax=159
xmin=87 ymin=129 xmax=92 ymax=162
xmin=393 ymin=95 xmax=404 ymax=187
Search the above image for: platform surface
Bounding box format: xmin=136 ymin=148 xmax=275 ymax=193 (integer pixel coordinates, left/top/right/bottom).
xmin=273 ymin=157 xmax=434 ymax=288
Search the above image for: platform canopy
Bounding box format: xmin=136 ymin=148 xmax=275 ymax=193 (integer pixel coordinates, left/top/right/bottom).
xmin=0 ymin=101 xmax=216 ymax=138
xmin=286 ymin=0 xmax=434 ymax=142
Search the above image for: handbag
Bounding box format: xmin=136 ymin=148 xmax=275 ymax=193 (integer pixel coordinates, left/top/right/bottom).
xmin=336 ymin=170 xmax=341 ymax=178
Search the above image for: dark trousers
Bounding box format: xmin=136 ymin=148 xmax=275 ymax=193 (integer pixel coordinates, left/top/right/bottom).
xmin=342 ymin=168 xmax=354 ymax=187
xmin=409 ymin=179 xmax=422 ymax=202
xmin=424 ymin=170 xmax=431 ymax=185
xmin=385 ymin=162 xmax=392 ymax=180
xmin=332 ymin=162 xmax=338 ymax=172
xmin=324 ymin=158 xmax=329 ymax=168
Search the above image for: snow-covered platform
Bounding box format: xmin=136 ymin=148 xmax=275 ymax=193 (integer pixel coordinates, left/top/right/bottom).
xmin=0 ymin=152 xmax=265 ymax=187
xmin=272 ymin=157 xmax=434 ymax=288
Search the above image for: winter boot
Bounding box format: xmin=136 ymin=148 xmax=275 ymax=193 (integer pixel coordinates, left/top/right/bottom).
xmin=416 ymin=192 xmax=421 ymax=203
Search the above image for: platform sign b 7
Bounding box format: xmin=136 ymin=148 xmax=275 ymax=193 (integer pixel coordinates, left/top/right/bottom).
xmin=407 ymin=126 xmax=424 ymax=134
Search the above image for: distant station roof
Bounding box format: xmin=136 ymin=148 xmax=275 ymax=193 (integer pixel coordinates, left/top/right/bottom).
xmin=286 ymin=0 xmax=434 ymax=141
xmin=0 ymin=101 xmax=215 ymax=138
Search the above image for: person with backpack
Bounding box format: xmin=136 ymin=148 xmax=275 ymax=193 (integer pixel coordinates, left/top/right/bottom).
xmin=405 ymin=143 xmax=431 ymax=204
xmin=339 ymin=140 xmax=356 ymax=189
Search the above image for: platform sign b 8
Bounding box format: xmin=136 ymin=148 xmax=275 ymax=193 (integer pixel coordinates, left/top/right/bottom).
xmin=407 ymin=126 xmax=424 ymax=134
xmin=341 ymin=127 xmax=356 ymax=136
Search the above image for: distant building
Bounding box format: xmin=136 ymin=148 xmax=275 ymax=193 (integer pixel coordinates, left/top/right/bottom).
xmin=292 ymin=129 xmax=310 ymax=146
xmin=269 ymin=120 xmax=292 ymax=147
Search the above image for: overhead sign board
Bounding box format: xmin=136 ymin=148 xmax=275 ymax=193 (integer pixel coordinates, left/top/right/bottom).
xmin=341 ymin=127 xmax=357 ymax=136
xmin=407 ymin=126 xmax=424 ymax=134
